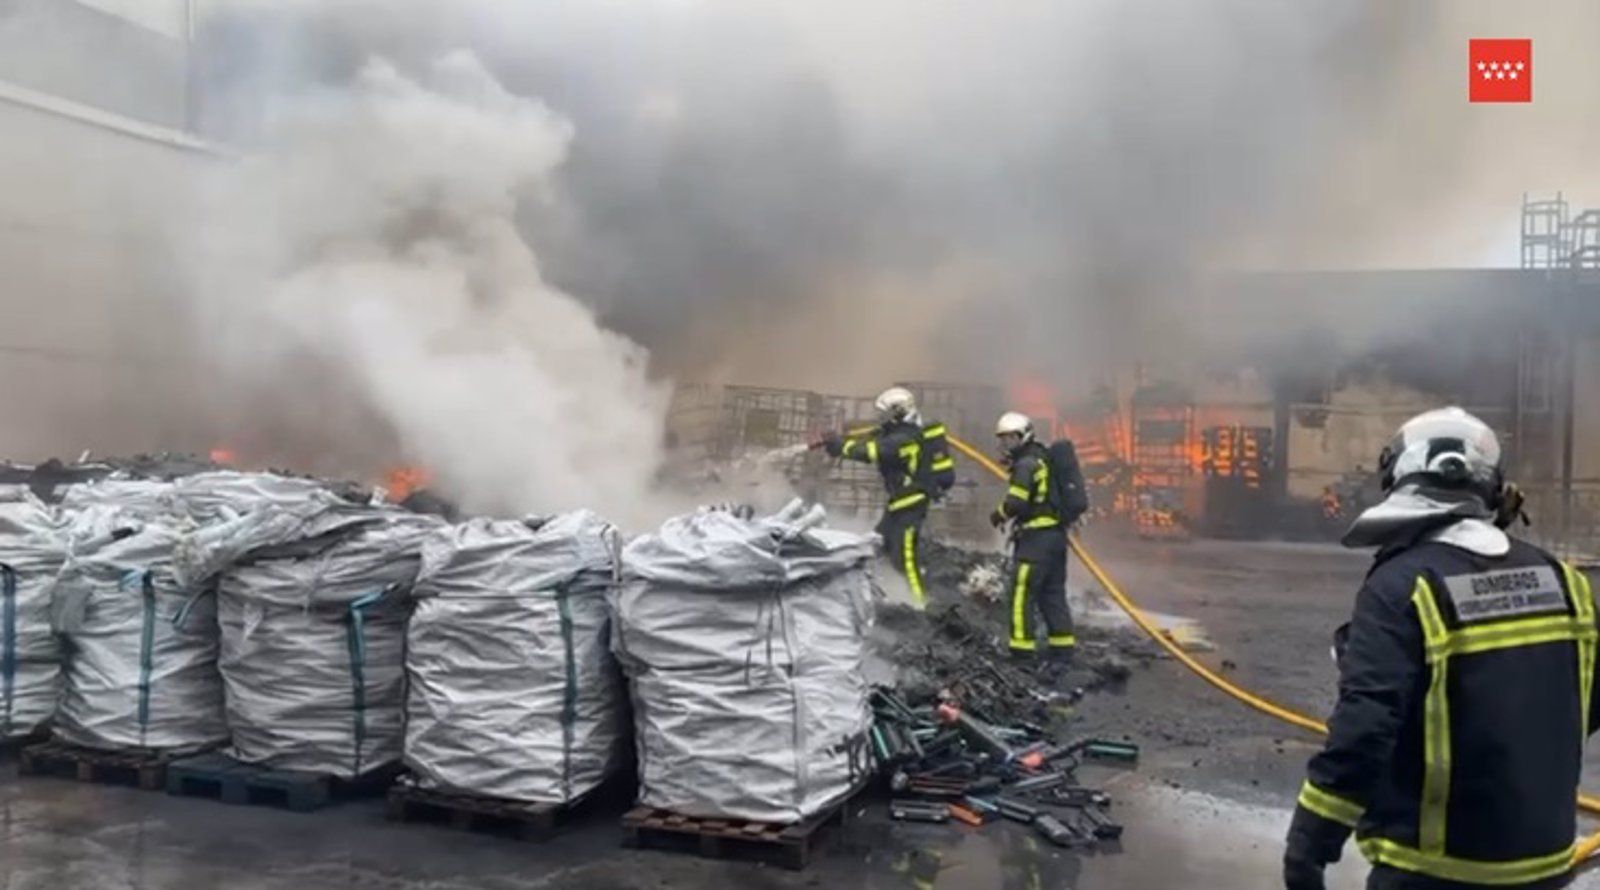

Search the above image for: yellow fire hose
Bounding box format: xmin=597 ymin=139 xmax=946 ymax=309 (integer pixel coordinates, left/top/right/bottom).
xmin=943 ymin=433 xmax=1600 ymax=864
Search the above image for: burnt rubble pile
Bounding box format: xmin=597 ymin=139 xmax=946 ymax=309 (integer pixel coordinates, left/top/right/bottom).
xmin=919 ymin=538 xmax=1007 ymax=599
xmin=879 ymin=603 xmax=1154 ymax=731
xmin=879 ymin=540 xmax=1159 ymax=730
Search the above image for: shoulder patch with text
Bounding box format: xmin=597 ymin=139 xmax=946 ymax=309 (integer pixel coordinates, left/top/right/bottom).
xmin=1441 ymin=565 xmax=1565 ymax=622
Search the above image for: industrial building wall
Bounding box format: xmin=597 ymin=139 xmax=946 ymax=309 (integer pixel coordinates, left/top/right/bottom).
xmin=0 ymin=0 xmax=213 ymax=462
xmin=0 ymin=96 xmax=213 ymax=461
xmin=1286 ymin=379 xmax=1461 ymax=501
xmin=0 ymin=0 xmax=188 ymax=129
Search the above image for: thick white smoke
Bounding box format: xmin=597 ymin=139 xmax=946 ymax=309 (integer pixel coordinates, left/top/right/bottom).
xmin=189 ymin=52 xmax=671 ymax=521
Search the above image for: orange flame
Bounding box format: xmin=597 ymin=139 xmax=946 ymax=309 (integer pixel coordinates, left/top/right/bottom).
xmin=1008 ymin=374 xmax=1062 ymax=439
xmin=384 ymin=466 xmax=432 ymax=501
xmin=208 ymin=447 xmax=237 ymax=466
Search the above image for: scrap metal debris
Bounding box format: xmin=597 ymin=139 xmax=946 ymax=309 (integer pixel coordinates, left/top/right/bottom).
xmin=865 ymin=539 xmax=1162 ymax=849
xmin=870 ymin=686 xmax=1135 ymax=848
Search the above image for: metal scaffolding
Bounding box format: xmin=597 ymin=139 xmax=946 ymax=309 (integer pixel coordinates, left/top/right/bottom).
xmin=1522 ymin=192 xmax=1570 ymax=269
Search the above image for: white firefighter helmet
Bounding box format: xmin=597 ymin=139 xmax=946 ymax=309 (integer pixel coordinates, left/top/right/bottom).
xmin=1377 ymin=406 xmax=1502 ymax=495
xmin=995 ymin=411 xmax=1033 ymax=440
xmin=874 ymin=386 xmax=919 ymax=424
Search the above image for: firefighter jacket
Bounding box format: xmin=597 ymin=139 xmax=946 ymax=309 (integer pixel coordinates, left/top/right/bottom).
xmin=994 ymin=440 xmax=1062 ymax=531
xmin=829 ymin=419 xmax=955 ymax=513
xmin=1293 ymin=537 xmax=1598 ymax=885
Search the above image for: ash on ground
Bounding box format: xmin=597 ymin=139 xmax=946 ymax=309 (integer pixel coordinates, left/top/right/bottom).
xmin=873 ymin=539 xmax=1160 ymax=732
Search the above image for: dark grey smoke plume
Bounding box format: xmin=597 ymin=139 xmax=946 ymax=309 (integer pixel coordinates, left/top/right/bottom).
xmin=192 ymin=0 xmax=1600 ymax=398
xmin=5 ymin=0 xmax=1598 ymax=488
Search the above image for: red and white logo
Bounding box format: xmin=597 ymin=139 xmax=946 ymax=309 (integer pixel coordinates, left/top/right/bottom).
xmin=1469 ymin=39 xmax=1531 ymax=103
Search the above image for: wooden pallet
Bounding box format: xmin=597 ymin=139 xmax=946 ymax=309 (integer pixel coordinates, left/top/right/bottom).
xmin=0 ymin=728 xmax=49 ymax=759
xmin=384 ymin=781 xmax=589 ymax=841
xmin=621 ymin=795 xmax=856 ymax=871
xmin=165 ymin=751 xmax=399 ymax=812
xmin=16 ymin=740 xmax=180 ymax=790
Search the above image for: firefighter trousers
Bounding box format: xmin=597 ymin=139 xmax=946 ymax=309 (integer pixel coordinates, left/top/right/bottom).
xmin=1008 ymin=527 xmax=1074 ymax=657
xmin=876 ymin=502 xmax=929 ymax=607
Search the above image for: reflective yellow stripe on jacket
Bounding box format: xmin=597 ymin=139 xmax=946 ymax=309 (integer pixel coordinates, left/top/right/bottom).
xmin=1565 ymin=564 xmax=1596 ymax=738
xmin=1411 ymin=579 xmax=1452 ymax=855
xmin=1356 ymin=570 xmax=1596 ymax=885
xmin=1359 ymin=839 xmax=1575 ymax=887
xmin=1298 ymin=781 xmax=1364 ymax=829
xmin=996 ymin=453 xmax=1059 ymax=525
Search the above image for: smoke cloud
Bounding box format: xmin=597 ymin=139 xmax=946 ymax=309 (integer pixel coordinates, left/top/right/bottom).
xmin=187 ymin=51 xmax=670 ymax=522
xmin=189 ymin=0 xmax=1600 ymax=395
xmin=6 ymin=0 xmax=1600 ymax=508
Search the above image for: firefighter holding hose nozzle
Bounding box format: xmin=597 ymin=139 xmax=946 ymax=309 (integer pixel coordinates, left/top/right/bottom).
xmin=991 ymin=411 xmax=1088 ymax=675
xmin=1285 ymin=407 xmax=1598 ymax=890
xmin=811 ymin=387 xmax=955 ymax=608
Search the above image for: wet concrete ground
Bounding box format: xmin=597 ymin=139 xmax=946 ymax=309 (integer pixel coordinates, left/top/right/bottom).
xmin=0 ymin=762 xmax=1370 ymax=890
xmin=2 ymin=536 xmax=1597 ymax=889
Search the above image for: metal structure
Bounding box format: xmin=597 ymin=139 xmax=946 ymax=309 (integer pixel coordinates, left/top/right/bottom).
xmin=1521 ymin=192 xmax=1600 ymax=272
xmin=1521 ymin=192 xmax=1570 ymax=269
xmin=713 ymin=386 xmax=830 ymax=458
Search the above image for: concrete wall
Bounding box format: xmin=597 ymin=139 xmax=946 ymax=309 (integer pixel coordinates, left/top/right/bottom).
xmin=76 ymin=0 xmax=188 ymax=40
xmin=0 ymin=0 xmax=187 ymax=128
xmin=1286 ymin=379 xmax=1456 ymax=500
xmin=0 ymin=1 xmax=218 ymax=462
xmin=0 ymin=94 xmax=215 ymax=461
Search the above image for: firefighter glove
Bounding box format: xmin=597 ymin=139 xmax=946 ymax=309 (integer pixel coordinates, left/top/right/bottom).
xmin=1281 ymin=854 xmax=1325 ymax=890
xmin=1283 ymin=806 xmax=1343 ymax=890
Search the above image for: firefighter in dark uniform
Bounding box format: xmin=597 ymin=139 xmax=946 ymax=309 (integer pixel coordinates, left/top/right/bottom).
xmin=819 ymin=387 xmax=955 ymax=608
xmin=1285 ymin=407 xmax=1598 ymax=890
xmin=990 ymin=411 xmax=1075 ymax=666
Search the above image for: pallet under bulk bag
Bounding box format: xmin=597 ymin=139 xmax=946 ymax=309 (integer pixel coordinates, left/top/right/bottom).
xmin=214 ymin=510 xmax=440 ymax=778
xmin=50 ymin=508 xmax=227 ymax=753
xmin=0 ymin=485 xmax=66 ymax=740
xmin=613 ymin=501 xmax=877 ymax=823
xmin=405 ymin=510 xmax=627 ymax=804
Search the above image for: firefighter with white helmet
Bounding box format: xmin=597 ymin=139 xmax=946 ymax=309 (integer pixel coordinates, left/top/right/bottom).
xmin=1285 ymin=407 xmax=1598 ymax=889
xmin=815 ymin=386 xmax=955 ymax=607
xmin=992 ymin=411 xmax=1082 ymax=670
